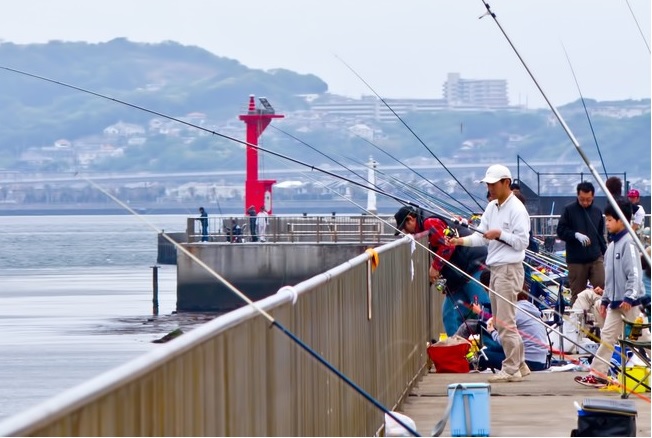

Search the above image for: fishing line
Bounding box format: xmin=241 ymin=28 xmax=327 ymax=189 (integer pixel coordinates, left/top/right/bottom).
xmin=331 ymin=151 xmax=469 ymax=216
xmin=330 ymin=153 xmax=436 ymax=210
xmin=272 ymin=123 xmax=474 ymax=217
xmin=477 ymin=0 xmax=651 ymax=268
xmin=624 ymin=0 xmax=651 ymax=54
xmin=560 ymin=43 xmax=608 ymax=177
xmin=334 ymin=54 xmax=485 ymax=212
xmin=350 ymin=132 xmax=477 ymax=215
xmin=269 ymin=125 xmax=400 ymax=201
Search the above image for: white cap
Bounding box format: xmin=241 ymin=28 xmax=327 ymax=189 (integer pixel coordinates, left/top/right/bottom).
xmin=480 ymin=164 xmax=512 ymax=184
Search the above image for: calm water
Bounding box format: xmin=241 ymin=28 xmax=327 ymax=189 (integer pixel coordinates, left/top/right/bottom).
xmin=0 ymin=214 xmax=198 ymax=420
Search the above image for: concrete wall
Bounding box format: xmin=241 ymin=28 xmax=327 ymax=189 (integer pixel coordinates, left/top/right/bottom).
xmin=177 ymin=242 xmax=372 ymax=311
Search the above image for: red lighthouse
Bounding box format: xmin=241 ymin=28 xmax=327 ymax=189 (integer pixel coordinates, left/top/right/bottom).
xmin=238 ymin=95 xmax=284 ymax=214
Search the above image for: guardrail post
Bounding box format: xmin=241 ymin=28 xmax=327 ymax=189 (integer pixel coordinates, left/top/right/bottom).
xmin=151 ymin=265 xmax=160 ymax=315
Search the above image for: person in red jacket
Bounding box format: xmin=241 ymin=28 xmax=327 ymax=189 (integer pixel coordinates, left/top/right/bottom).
xmin=395 ymin=206 xmax=489 ymax=335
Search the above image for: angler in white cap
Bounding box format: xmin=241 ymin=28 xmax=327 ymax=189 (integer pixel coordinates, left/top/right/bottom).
xmin=448 ymin=164 xmax=531 ymax=383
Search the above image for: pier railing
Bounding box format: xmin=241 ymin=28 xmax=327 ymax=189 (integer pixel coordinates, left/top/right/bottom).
xmin=186 ymin=214 xmax=397 ymax=244
xmin=184 ymin=213 xmax=651 ymax=248
xmin=0 ymin=234 xmax=439 ymax=436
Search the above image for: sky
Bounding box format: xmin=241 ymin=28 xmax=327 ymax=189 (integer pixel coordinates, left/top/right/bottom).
xmin=0 ymin=0 xmax=650 ymax=109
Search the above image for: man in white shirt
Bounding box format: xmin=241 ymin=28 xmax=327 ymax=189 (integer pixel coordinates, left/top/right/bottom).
xmin=627 ymin=189 xmax=645 ymax=235
xmin=448 ymin=164 xmax=531 ymax=383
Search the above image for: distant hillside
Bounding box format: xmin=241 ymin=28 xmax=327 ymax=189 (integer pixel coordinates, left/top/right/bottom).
xmin=0 ymin=39 xmax=649 ymax=181
xmin=0 ymin=38 xmax=326 ymax=158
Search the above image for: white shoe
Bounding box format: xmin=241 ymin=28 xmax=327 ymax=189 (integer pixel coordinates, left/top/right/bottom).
xmin=519 ymin=363 xmax=531 ymax=377
xmin=488 ymin=369 xmax=523 ymax=383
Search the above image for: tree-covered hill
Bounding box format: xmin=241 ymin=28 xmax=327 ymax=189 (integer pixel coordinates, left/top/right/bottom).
xmin=0 ymin=38 xmax=326 ymax=155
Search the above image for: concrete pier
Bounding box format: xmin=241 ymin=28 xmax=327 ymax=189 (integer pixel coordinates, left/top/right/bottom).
xmin=176 ymin=242 xmax=372 ymax=311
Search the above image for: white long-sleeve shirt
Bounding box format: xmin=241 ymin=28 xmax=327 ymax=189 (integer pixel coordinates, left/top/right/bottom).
xmin=462 ymin=193 xmax=530 ymax=266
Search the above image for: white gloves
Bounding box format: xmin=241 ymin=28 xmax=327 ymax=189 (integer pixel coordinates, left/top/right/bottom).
xmin=575 ymin=232 xmax=590 ymax=246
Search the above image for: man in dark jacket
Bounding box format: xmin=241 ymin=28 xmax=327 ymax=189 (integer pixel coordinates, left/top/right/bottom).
xmin=395 ymin=206 xmax=489 ymax=335
xmin=556 ymin=181 xmax=607 ymax=305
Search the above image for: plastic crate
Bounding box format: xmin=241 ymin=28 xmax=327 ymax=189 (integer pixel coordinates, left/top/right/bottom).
xmin=447 ymin=383 xmax=491 ymax=437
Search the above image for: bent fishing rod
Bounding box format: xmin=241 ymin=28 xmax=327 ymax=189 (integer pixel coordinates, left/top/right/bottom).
xmin=478 ymin=0 xmax=652 ymax=268
xmin=335 ymin=54 xmax=486 ymax=212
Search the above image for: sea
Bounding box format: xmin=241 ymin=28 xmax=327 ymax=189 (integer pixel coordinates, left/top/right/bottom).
xmin=0 ymin=214 xmax=202 ymax=421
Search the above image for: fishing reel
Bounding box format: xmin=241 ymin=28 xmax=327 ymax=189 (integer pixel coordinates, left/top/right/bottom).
xmin=443 ymin=226 xmax=459 ymax=239
xmin=434 ymin=278 xmax=447 ymax=292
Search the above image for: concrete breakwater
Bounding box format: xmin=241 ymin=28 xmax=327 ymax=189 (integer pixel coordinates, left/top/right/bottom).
xmin=176 ymin=242 xmax=373 ymax=311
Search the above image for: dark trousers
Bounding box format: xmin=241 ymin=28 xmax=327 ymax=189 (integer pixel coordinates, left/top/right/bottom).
xmin=568 ymin=256 xmax=604 ymax=305
xmin=249 ymin=218 xmax=258 ymax=242
xmin=479 ymin=347 xmax=548 ymax=372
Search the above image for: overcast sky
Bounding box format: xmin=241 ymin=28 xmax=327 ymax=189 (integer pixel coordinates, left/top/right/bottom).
xmin=0 ymin=0 xmax=649 ymax=108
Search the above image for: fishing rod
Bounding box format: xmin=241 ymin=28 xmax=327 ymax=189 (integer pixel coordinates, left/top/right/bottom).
xmin=330 ymin=150 xmax=470 ymax=217
xmin=561 ymin=44 xmax=608 ymax=178
xmin=328 ymin=153 xmax=440 ymax=212
xmin=0 ymin=65 xmax=424 ymax=436
xmin=334 ymin=55 xmax=485 ymax=212
xmin=350 ymin=132 xmax=477 ymax=215
xmin=477 ymin=0 xmax=652 ymax=268
xmin=270 ymin=125 xmax=395 ymax=199
xmin=264 ymin=146 xmax=626 ymax=380
xmin=273 ymin=122 xmax=476 ymax=217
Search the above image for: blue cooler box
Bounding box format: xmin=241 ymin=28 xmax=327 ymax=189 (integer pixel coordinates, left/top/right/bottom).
xmin=447 ymin=383 xmax=491 ymax=437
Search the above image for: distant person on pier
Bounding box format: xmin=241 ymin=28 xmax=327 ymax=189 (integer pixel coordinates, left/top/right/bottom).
xmin=247 ymin=205 xmax=258 ymax=242
xmin=604 ymin=176 xmax=628 ymax=242
xmin=627 ymin=189 xmax=645 ymax=236
xmin=510 ymin=182 xmax=521 ymax=198
xmin=257 ymin=206 xmax=269 ymax=242
xmin=228 ymin=219 xmax=243 ymax=243
xmin=605 ymin=176 xmax=624 ymax=201
xmin=197 ymin=207 xmax=209 ymax=242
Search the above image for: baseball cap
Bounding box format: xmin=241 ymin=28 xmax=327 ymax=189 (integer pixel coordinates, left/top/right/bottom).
xmin=627 ymin=189 xmax=640 ymax=198
xmin=480 ymin=164 xmax=512 ymax=184
xmin=394 ymin=206 xmax=414 ymax=236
